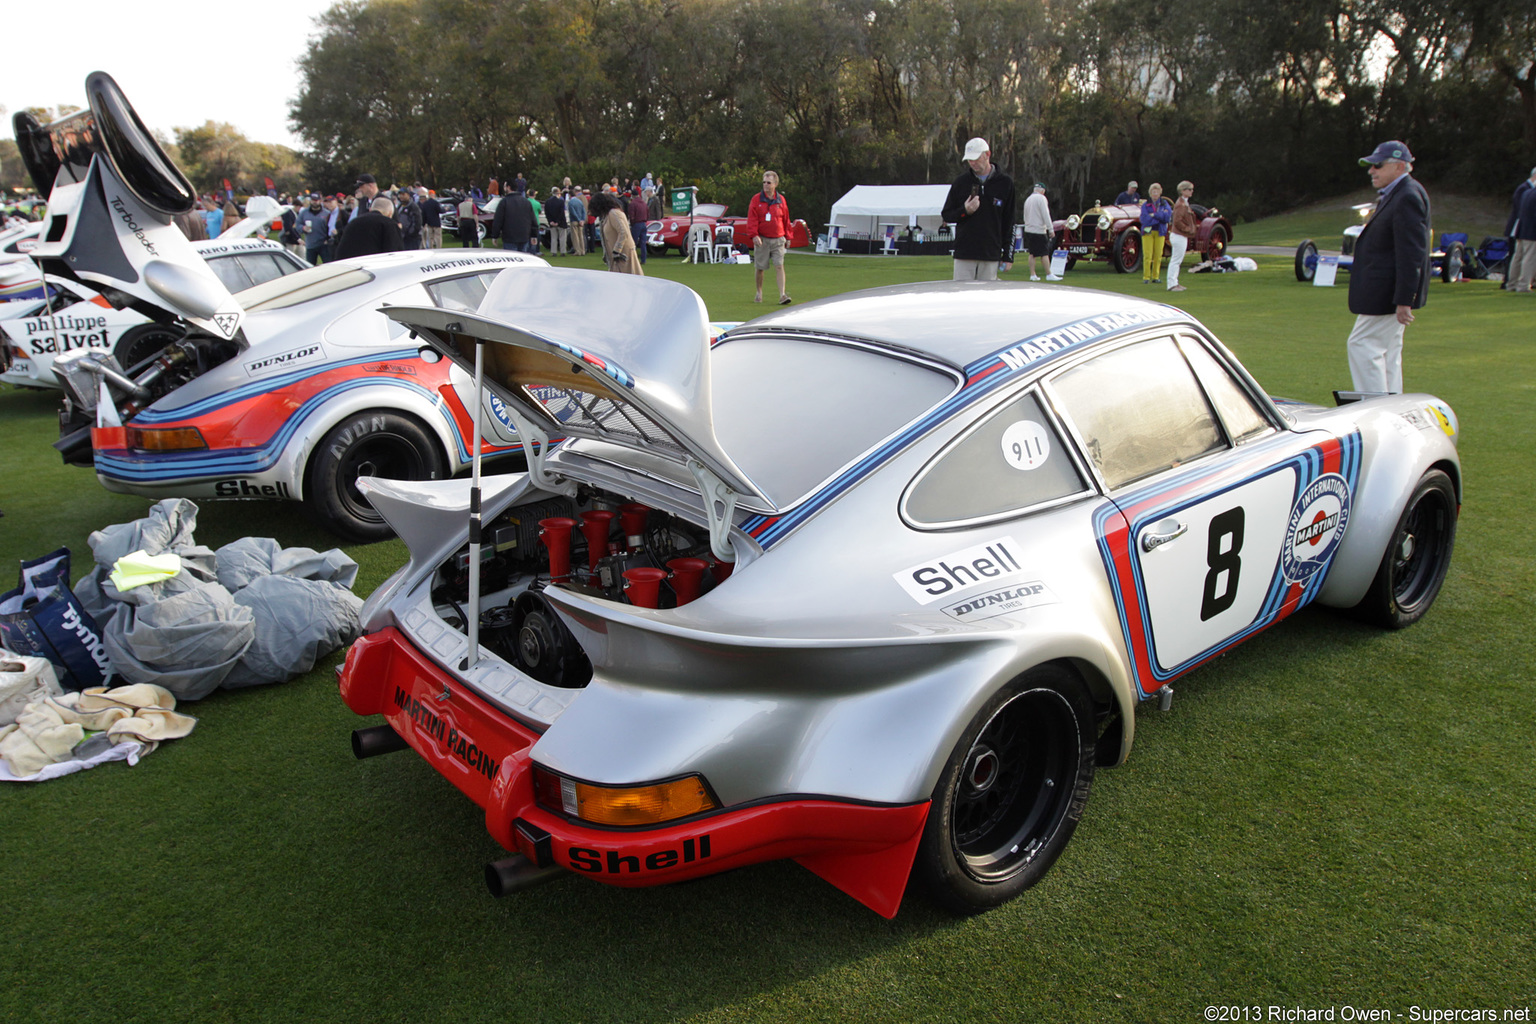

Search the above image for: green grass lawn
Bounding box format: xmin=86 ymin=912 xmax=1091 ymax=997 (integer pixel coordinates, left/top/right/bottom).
xmin=2 ymin=246 xmax=1532 ymax=1023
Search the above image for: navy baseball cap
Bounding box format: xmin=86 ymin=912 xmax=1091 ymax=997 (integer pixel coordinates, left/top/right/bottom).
xmin=1359 ymin=141 xmax=1413 ymax=166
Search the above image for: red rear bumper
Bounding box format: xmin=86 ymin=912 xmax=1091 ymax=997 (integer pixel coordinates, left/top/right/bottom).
xmin=339 ymin=627 xmax=929 ymax=917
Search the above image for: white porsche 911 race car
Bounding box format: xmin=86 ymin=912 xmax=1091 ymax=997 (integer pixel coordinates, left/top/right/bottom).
xmin=337 ymin=268 xmax=1460 ymax=918
xmin=14 ymin=72 xmax=549 ymax=540
xmin=1 ymin=236 xmax=308 ymax=389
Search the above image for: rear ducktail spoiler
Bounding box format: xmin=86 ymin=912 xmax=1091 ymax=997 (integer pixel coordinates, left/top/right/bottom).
xmin=14 ymin=72 xmax=244 ymax=344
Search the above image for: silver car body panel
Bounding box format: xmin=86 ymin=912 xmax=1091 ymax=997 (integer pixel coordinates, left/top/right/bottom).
xmin=383 ymin=267 xmax=768 ymax=504
xmin=349 ymin=276 xmax=1459 ymax=849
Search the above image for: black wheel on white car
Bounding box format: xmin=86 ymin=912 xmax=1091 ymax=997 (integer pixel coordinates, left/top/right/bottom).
xmin=114 ymin=324 xmax=183 ymax=373
xmin=915 ymin=663 xmax=1096 ymax=914
xmin=1352 ymin=468 xmax=1457 ymax=629
xmin=306 ymin=412 xmax=445 ymax=542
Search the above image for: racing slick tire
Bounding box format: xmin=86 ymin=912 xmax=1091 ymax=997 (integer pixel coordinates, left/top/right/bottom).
xmin=1112 ymin=228 xmax=1141 ymax=274
xmin=1295 ymin=239 xmax=1318 ymax=282
xmin=915 ymin=663 xmax=1096 ymax=914
xmin=114 ymin=324 xmax=183 ymax=374
xmin=1351 ymin=468 xmax=1457 ymax=630
xmin=307 ymin=411 xmax=446 ymax=542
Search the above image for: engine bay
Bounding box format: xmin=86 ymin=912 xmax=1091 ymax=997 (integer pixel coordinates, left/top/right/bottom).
xmin=53 ymin=330 xmax=238 ymax=465
xmin=428 ymin=488 xmax=732 ymax=690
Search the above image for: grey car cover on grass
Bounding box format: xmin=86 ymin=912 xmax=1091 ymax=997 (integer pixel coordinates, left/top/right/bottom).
xmin=75 ymin=499 xmax=362 ymax=700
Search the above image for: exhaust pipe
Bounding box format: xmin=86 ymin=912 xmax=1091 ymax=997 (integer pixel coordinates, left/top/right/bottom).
xmin=485 ymin=854 xmax=565 ymax=897
xmin=351 ymin=724 xmax=410 ymax=759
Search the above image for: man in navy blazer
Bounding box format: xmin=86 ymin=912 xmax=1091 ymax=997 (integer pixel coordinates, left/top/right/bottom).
xmin=1346 ymin=140 xmax=1430 ymax=394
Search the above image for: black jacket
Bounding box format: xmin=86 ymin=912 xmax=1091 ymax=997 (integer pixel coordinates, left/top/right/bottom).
xmin=942 ymin=167 xmax=1016 ymax=262
xmin=395 ymin=197 xmax=422 ymax=244
xmin=1347 ymin=175 xmax=1430 ymax=316
xmin=1506 ymin=180 xmax=1531 ymax=238
xmin=492 ymin=195 xmax=536 ymax=249
xmin=419 ymin=196 xmax=442 ymax=228
xmin=334 ymin=211 xmax=405 ymax=260
xmin=1514 ymin=185 xmax=1536 ymax=243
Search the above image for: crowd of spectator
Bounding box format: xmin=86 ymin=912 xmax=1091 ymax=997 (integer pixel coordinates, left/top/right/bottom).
xmin=247 ymin=170 xmax=668 ymax=267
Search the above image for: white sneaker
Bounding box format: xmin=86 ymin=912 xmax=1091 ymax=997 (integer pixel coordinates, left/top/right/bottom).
xmin=1045 ymin=274 xmax=1063 ymax=281
xmin=1030 ymin=274 xmax=1041 ymax=281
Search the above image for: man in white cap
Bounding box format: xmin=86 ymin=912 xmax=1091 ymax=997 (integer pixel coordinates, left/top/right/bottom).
xmin=1346 ymin=140 xmax=1430 ymax=394
xmin=941 ymin=137 xmax=1016 ymax=281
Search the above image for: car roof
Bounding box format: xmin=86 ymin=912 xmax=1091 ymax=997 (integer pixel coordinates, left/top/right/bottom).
xmin=190 ymin=237 xmax=286 ymax=257
xmin=236 ymin=249 xmax=544 ymax=313
xmin=726 ymin=281 xmax=1193 ymax=369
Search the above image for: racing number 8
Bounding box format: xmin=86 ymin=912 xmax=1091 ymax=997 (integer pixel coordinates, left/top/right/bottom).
xmin=1200 ymin=507 xmax=1245 ymax=621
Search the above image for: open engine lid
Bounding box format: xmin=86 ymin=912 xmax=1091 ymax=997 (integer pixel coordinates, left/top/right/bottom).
xmin=15 ymin=72 xmax=245 ymax=343
xmin=382 ymin=267 xmax=770 ymax=506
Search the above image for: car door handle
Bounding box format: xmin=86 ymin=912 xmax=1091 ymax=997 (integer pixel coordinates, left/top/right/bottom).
xmin=1141 ymin=519 xmax=1188 ymax=553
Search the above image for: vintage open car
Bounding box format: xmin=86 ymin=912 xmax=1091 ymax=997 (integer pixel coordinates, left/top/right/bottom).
xmin=1052 ymin=201 xmax=1233 ymax=274
xmin=1294 ymin=203 xmax=1475 ymax=284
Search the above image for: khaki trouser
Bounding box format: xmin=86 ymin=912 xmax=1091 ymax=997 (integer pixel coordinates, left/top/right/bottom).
xmin=953 ymin=259 xmax=1000 ymax=281
xmin=1508 ymin=238 xmax=1536 ymax=291
xmin=1346 ymin=313 xmax=1406 ymax=394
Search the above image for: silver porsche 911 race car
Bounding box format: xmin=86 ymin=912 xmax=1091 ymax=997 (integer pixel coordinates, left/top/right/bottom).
xmin=338 ymin=269 xmax=1460 ymax=917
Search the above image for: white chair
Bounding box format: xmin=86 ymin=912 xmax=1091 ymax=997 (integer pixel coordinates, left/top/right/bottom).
xmin=688 ymin=224 xmax=713 ymax=263
xmin=712 ymin=224 xmax=734 ymax=263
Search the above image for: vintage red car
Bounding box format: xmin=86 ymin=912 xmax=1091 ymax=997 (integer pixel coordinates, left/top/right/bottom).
xmin=1051 ymin=201 xmax=1233 ymax=274
xmin=646 ymin=202 xmax=811 ymax=257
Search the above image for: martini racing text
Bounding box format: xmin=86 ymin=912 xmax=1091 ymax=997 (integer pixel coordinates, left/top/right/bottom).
xmin=392 ymin=686 xmax=499 ymax=782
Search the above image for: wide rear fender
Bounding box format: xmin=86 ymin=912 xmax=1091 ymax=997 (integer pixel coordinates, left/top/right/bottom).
xmin=1315 ymin=396 xmax=1460 ymax=609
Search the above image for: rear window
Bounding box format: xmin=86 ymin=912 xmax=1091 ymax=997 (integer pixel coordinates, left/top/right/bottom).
xmin=711 ymin=334 xmax=956 ymax=508
xmin=237 ymin=263 xmax=375 ymax=311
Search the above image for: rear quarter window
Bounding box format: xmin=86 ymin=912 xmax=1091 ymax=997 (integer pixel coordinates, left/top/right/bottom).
xmin=904 ymin=390 xmax=1088 ymax=526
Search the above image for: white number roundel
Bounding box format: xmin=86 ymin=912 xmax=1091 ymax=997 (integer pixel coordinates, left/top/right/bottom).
xmin=1000 ymin=420 xmax=1050 ymax=471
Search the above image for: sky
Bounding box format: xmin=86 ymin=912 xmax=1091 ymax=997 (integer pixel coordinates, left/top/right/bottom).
xmin=1 ymin=0 xmax=338 ymax=151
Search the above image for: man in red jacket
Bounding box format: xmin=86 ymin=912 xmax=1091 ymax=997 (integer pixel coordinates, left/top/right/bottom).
xmin=748 ymin=171 xmax=791 ymax=304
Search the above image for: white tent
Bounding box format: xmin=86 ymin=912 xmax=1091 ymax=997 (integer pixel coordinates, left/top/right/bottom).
xmin=828 ymin=185 xmax=951 ymax=241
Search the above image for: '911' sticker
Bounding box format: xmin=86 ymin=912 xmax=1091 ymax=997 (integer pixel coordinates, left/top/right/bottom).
xmin=1000 ymin=420 xmax=1050 ymax=470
